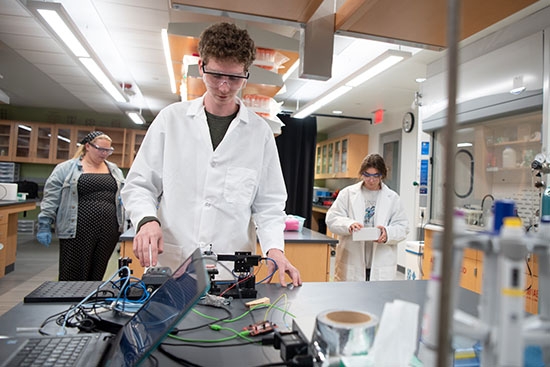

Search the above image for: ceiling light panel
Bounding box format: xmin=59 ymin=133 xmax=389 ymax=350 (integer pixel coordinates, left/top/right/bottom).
xmin=36 ymin=9 xmax=89 ymax=57
xmin=127 ymin=111 xmax=146 ymax=125
xmin=283 ymin=34 xmax=421 ymax=111
xmin=26 ymin=1 xmax=129 ymax=106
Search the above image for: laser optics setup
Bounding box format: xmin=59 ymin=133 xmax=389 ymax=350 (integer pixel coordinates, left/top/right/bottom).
xmin=203 ymin=248 xmax=262 ymax=299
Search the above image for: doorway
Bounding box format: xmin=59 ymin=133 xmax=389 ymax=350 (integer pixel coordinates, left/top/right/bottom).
xmin=380 ymin=130 xmax=402 ymax=194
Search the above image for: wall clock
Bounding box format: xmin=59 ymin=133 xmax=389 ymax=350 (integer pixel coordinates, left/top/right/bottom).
xmin=402 ymin=112 xmax=415 ymax=133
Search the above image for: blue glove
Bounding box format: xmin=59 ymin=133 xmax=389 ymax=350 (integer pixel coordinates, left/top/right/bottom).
xmin=36 ymin=217 xmax=52 ymax=247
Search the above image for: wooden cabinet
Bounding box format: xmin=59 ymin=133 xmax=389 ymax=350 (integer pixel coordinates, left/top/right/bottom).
xmin=0 ymin=201 xmax=37 ymax=278
xmin=101 ymin=127 xmax=127 ymax=168
xmin=422 ymin=228 xmax=483 ymax=294
xmin=35 ymin=125 xmax=54 ymax=163
xmin=52 ymin=126 xmax=73 ymax=162
xmin=315 ymin=134 xmax=369 ymax=179
xmin=254 ymin=242 xmax=332 ymax=283
xmin=13 ymin=123 xmax=32 ymax=161
xmin=460 ymin=250 xmax=483 ymax=293
xmin=12 ymin=123 xmax=54 ymax=163
xmin=52 ymin=125 xmax=91 ymax=164
xmin=120 ymin=228 xmax=337 ymax=282
xmin=126 ymin=130 xmax=147 ymax=168
xmin=0 ymin=121 xmax=13 ymax=161
xmin=0 ymin=120 xmax=146 ymax=168
xmin=311 ymin=205 xmax=335 ymax=238
xmin=0 ymin=210 xmax=8 ymax=277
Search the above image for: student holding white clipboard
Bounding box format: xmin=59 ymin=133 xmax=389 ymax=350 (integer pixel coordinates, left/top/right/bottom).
xmin=326 ymin=154 xmax=409 ymax=281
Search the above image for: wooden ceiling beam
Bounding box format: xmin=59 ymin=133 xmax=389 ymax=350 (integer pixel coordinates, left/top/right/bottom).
xmin=170 ymin=0 xmax=325 ymax=24
xmin=335 ymin=0 xmax=540 ymax=49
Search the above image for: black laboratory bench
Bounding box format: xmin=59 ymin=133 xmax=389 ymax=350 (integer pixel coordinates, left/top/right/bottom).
xmin=0 ymin=281 xmax=480 ymax=367
xmin=119 ymin=227 xmax=338 ymax=282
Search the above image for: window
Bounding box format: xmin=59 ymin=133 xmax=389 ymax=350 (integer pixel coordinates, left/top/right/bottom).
xmin=431 ymin=110 xmax=542 ymax=228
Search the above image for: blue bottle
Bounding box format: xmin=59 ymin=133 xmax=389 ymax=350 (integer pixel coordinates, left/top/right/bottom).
xmin=493 ymin=199 xmax=515 ymax=234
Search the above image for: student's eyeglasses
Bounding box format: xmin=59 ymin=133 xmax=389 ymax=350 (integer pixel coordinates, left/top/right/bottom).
xmin=201 ymin=65 xmax=249 ymax=90
xmin=89 ymin=143 xmax=114 ymax=156
xmin=362 ymin=172 xmax=382 ymax=179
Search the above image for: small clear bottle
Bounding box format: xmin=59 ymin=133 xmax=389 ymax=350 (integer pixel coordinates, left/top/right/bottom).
xmin=502 ymin=146 xmax=517 ymax=168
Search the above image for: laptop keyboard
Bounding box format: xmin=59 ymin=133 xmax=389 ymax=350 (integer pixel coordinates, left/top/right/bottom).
xmin=10 ymin=335 xmax=90 ymax=367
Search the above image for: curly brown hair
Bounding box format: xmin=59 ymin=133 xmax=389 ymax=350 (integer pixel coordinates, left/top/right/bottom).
xmin=358 ymin=153 xmax=387 ymax=179
xmin=198 ymin=22 xmax=256 ymax=70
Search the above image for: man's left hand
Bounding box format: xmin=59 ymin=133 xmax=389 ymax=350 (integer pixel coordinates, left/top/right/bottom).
xmin=266 ymin=249 xmax=302 ymax=287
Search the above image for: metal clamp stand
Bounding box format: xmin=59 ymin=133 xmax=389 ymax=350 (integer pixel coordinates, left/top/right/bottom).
xmin=205 ymin=250 xmax=261 ymax=299
xmin=420 ymin=210 xmax=550 ymax=367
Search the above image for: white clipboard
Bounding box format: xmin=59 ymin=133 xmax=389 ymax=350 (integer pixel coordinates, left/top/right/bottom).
xmin=352 ymin=227 xmax=381 ymax=241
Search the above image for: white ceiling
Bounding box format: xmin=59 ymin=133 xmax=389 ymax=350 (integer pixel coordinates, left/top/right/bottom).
xmin=0 ymin=0 xmax=543 ymax=133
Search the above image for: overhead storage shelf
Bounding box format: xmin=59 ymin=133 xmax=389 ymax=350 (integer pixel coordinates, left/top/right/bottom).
xmin=167 ymin=23 xmax=298 ymax=100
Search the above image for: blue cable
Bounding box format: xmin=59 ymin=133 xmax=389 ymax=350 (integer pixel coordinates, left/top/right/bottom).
xmin=59 ymin=267 xmax=125 ymax=335
xmin=256 ymin=257 xmax=278 ymax=284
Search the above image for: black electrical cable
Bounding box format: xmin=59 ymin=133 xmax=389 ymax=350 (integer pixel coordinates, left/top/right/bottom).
xmin=161 ymin=340 xmax=258 ymax=348
xmin=145 ymin=354 xmax=159 ymax=367
xmin=39 ymin=309 xmax=69 ymax=335
xmin=525 ymin=257 xmax=533 ymax=291
xmin=171 ymin=304 xmax=233 ymax=334
xmin=250 ymin=362 xmax=288 ymax=367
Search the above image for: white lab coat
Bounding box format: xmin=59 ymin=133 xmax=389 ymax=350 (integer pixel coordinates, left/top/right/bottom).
xmin=121 ymin=96 xmax=287 ymax=272
xmin=326 ymin=181 xmax=409 ymax=281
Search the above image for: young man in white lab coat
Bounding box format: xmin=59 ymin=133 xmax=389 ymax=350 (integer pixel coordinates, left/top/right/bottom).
xmin=326 ymin=154 xmax=409 ymax=281
xmin=121 ymin=22 xmax=301 ymax=287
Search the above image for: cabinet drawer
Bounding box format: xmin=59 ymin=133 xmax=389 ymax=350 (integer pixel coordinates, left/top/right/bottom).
xmin=0 ymin=212 xmax=7 ymax=225
xmin=460 ymin=257 xmax=480 ymax=293
xmin=0 ymin=223 xmax=7 ymax=243
xmin=463 ymin=248 xmax=478 ymax=260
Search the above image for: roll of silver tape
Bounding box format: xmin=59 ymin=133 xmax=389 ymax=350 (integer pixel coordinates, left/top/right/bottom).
xmin=311 ymin=309 xmax=378 ymax=361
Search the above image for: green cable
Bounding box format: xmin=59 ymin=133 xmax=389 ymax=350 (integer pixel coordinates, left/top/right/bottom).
xmin=192 ymin=304 xmax=296 ymax=324
xmin=169 ymin=304 xmax=297 ymax=344
xmin=167 ymin=326 xmax=255 ymax=343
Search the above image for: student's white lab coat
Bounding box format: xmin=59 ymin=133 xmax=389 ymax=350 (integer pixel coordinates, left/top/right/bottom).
xmin=121 ymin=96 xmax=287 ymax=272
xmin=326 ymin=181 xmax=409 ymax=281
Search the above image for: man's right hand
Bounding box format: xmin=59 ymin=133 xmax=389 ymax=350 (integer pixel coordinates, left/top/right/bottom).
xmin=133 ymin=221 xmax=164 ymax=267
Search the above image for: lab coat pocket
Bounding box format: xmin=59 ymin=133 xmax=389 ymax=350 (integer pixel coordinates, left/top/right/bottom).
xmin=223 ymin=167 xmax=257 ymax=205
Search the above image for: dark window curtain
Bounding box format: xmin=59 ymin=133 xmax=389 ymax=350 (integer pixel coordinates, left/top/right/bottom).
xmin=275 ymin=114 xmax=317 ymax=228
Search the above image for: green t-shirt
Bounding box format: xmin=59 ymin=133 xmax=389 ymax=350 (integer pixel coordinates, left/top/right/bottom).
xmin=205 ymin=110 xmax=238 ymax=150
